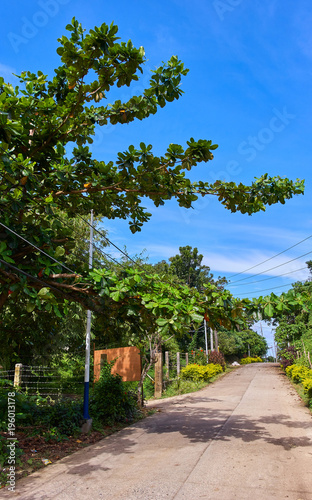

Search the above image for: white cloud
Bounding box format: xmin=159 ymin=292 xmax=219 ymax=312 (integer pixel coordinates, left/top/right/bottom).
xmin=0 ymin=63 xmax=17 ymax=82
xmin=202 ymin=250 xmax=310 ymax=282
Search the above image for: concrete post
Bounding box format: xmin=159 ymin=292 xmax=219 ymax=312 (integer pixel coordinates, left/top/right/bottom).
xmin=214 ymin=330 xmax=219 ymax=352
xmin=14 ymin=363 xmax=23 ymax=388
xmin=177 ymin=352 xmax=180 ymax=378
xmin=210 ymin=327 xmax=214 ymax=351
xmin=165 ymin=351 xmax=170 ymax=380
xmin=154 ymin=351 xmax=163 ymax=398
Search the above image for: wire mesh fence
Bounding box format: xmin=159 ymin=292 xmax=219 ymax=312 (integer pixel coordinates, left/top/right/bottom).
xmin=0 ymin=368 xmax=15 ymax=384
xmin=0 ymin=362 xmax=85 ymax=400
xmin=20 ymin=365 xmax=62 ymax=398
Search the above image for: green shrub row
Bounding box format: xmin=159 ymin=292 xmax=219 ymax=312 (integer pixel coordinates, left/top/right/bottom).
xmin=286 ymin=364 xmax=312 ymax=399
xmin=181 ymin=363 xmax=223 ymax=382
xmin=240 ymin=356 xmax=263 ymax=364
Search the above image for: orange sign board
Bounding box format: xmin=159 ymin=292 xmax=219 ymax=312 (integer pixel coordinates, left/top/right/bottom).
xmin=94 ymin=346 xmax=141 ymax=382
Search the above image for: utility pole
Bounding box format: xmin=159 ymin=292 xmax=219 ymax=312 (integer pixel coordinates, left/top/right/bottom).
xmin=204 ymin=319 xmax=209 ymax=363
xmin=82 ymin=210 xmax=93 ymax=431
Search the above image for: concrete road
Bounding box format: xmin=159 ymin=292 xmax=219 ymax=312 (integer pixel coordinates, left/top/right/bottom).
xmin=1 ymin=363 xmax=312 ymax=500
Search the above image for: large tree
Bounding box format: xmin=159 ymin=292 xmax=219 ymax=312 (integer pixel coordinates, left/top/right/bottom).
xmin=0 ymin=18 xmax=304 ymax=315
xmin=168 ymin=245 xmax=226 ymax=290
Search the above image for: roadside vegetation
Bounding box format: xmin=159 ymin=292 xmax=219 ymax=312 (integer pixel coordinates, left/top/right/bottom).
xmin=1 ymin=15 xmax=311 ymax=492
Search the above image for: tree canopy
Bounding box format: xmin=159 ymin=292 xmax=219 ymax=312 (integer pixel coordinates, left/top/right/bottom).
xmin=0 ymin=18 xmax=305 ymax=347
xmin=168 ymin=245 xmax=226 ymax=290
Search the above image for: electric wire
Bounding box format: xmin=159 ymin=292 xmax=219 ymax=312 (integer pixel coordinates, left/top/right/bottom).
xmin=228 ymin=250 xmax=312 ymax=285
xmin=237 ymin=282 xmax=300 ymax=297
xmin=77 ymin=214 xmax=142 ymax=268
xmin=0 ymin=257 xmax=69 ymax=299
xmin=228 ymin=265 xmax=308 ymax=287
xmin=0 ymin=219 xmax=77 ymax=275
xmin=0 ymin=145 xmax=146 ymax=273
xmin=2 ymin=144 xmax=310 ymax=299
xmin=226 ymin=233 xmax=312 ymax=280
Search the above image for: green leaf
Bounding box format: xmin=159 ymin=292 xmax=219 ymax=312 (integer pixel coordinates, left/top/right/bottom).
xmin=156 ymin=318 xmax=169 ymax=326
xmin=26 ymin=302 xmax=36 ymax=313
xmin=55 ymin=246 xmax=65 ymax=258
xmin=111 ymin=291 xmax=121 ymax=301
xmin=190 ymin=313 xmax=203 ymax=323
xmin=37 ymin=287 xmax=51 ymax=298
xmin=264 ymin=303 xmax=274 ymax=317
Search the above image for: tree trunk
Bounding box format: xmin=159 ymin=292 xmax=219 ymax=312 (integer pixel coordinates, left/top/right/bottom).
xmin=0 ymin=291 xmax=9 ymax=310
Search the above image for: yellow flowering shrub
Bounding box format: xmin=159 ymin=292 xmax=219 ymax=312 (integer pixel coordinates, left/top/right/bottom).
xmin=286 ymin=365 xmax=312 ymax=383
xmin=240 ymin=356 xmax=263 ymax=364
xmin=286 ymin=364 xmax=312 ymax=400
xmin=181 ymin=363 xmax=223 ymax=382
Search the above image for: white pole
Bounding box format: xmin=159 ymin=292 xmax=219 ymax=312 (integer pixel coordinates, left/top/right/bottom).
xmin=83 ymin=210 xmax=94 ymax=420
xmin=204 ymin=319 xmax=208 ymax=363
xmin=210 ymin=326 xmax=214 ymax=351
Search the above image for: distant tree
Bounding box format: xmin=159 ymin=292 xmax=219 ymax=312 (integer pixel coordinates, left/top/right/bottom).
xmin=168 ymin=245 xmax=226 ymax=290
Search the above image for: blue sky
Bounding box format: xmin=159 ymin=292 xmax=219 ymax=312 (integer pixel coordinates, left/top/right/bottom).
xmin=2 ymin=0 xmax=312 ymax=346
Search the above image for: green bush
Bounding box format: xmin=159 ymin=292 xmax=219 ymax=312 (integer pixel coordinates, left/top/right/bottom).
xmin=0 ymin=379 xmax=83 ymax=438
xmin=90 ymin=360 xmax=139 ymax=425
xmin=189 ymin=349 xmax=207 ymax=366
xmin=181 ymin=363 xmax=223 ymax=382
xmin=33 ymin=399 xmax=83 ymax=437
xmin=0 ymin=382 xmax=37 ymax=431
xmin=240 ymin=356 xmax=263 ymax=364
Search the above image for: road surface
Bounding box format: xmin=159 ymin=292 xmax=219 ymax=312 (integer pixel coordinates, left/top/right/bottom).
xmin=1 ymin=363 xmax=312 ymax=499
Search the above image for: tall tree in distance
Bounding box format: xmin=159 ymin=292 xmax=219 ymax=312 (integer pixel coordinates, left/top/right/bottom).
xmin=168 ymin=245 xmax=226 ymax=290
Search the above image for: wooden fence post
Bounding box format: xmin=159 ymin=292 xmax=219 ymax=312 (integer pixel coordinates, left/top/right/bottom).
xmin=165 ymin=351 xmax=170 ymax=380
xmin=154 ymin=351 xmax=163 ymax=398
xmin=14 ymin=363 xmax=23 ymax=388
xmin=177 ymin=352 xmax=180 ymax=378
xmin=185 ymin=353 xmax=189 ymax=366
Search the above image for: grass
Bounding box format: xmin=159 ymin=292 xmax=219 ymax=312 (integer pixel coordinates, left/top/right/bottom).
xmin=155 ymin=366 xmax=231 ymax=399
xmin=286 ymin=374 xmax=312 ymax=414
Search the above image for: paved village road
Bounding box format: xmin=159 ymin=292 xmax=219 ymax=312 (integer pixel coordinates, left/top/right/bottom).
xmin=1 ymin=363 xmax=312 ymax=500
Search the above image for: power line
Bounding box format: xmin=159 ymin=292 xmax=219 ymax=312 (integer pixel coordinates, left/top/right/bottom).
xmin=228 ymin=265 xmax=308 ymax=287
xmin=78 ymin=214 xmax=142 ymax=268
xmin=0 ymin=145 xmax=141 ymax=273
xmin=0 ymin=219 xmax=77 ymax=275
xmin=0 ymin=257 xmax=69 ymax=298
xmin=237 ymin=282 xmax=294 ymax=297
xmin=226 ymin=233 xmax=312 ymax=280
xmin=228 ymin=250 xmax=312 ymax=285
